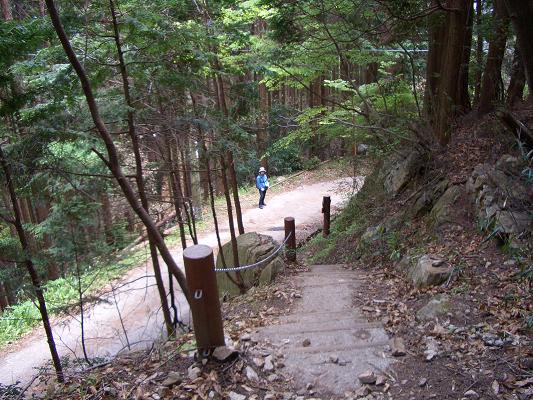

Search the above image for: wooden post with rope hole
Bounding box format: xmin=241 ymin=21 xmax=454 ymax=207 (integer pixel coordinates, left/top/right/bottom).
xmin=183 ymin=245 xmax=225 ymax=354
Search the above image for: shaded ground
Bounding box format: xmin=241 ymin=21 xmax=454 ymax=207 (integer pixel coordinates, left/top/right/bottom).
xmin=0 ymin=165 xmax=358 ymax=387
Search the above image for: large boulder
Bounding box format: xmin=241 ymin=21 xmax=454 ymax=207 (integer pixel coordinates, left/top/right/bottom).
xmin=383 ymin=150 xmax=425 ymax=197
xmin=495 ymin=210 xmax=532 ymax=234
xmin=215 ymin=232 xmax=284 ymax=297
xmin=408 ymin=255 xmax=452 ymax=288
xmin=466 ymin=155 xmax=532 ymax=236
xmin=411 ymin=179 xmax=450 ymax=216
xmin=430 ymin=185 xmax=464 ymax=227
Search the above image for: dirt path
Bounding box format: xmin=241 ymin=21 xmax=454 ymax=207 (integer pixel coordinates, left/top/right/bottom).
xmin=253 ymin=264 xmax=391 ymax=396
xmin=0 ymin=176 xmax=360 ymax=386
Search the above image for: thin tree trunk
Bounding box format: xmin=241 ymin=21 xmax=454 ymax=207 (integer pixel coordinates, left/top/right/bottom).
xmin=227 ymin=151 xmax=244 ymax=235
xmin=109 ymin=0 xmax=173 ymax=336
xmin=473 ymin=0 xmax=484 ymax=105
xmin=258 ymin=78 xmax=269 ymax=170
xmin=189 ymin=91 xmax=240 ymax=287
xmin=45 ymin=0 xmax=192 ymax=307
xmin=189 ymin=93 xmax=210 ymax=201
xmin=0 ymin=145 xmax=64 ymax=382
xmin=175 ymin=148 xmax=197 ymax=245
xmin=204 ymin=146 xmax=241 ymax=289
xmin=100 ymin=192 xmax=114 ymax=245
xmin=166 ymin=145 xmax=187 ymax=250
xmin=72 ymin=234 xmax=91 ymax=365
xmin=478 ymin=0 xmax=509 ymax=115
xmin=33 ymin=197 xmax=60 ymax=280
xmin=178 ymin=147 xmax=198 ymax=244
xmin=219 ymin=154 xmax=246 ymax=292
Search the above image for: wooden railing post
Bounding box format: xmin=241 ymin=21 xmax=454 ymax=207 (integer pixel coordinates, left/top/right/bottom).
xmin=284 ymin=217 xmax=296 ymax=262
xmin=322 ymin=196 xmax=331 ymax=237
xmin=183 ymin=245 xmax=225 ymax=354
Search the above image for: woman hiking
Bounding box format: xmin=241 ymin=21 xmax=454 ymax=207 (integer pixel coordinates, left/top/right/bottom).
xmin=256 ymin=166 xmax=269 ymax=209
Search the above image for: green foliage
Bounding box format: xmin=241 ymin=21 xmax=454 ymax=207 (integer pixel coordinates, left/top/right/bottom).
xmin=303 ymin=156 xmax=321 ymax=170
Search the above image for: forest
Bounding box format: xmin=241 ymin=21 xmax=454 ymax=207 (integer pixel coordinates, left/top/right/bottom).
xmin=0 ymin=0 xmax=532 ymax=398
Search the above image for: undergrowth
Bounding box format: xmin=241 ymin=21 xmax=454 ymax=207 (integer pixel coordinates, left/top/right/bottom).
xmin=306 ymin=163 xmax=388 ymax=264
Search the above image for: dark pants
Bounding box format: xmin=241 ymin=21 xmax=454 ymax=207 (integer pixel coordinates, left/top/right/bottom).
xmin=258 ymin=188 xmax=267 ymax=206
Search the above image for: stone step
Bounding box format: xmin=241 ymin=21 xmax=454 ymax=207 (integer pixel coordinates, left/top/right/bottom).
xmin=278 ymin=309 xmax=364 ymax=322
xmin=308 ymin=264 xmax=349 ymax=271
xmin=277 ymin=312 xmax=366 ymax=325
xmin=298 ymin=273 xmax=362 ymax=282
xmin=258 ymin=319 xmax=382 ymax=336
xmin=266 ymin=326 xmax=388 ymax=349
xmin=261 ymin=315 xmax=382 ymax=333
xmin=298 ymin=279 xmax=363 ymax=289
xmin=286 ymin=340 xmax=390 ymax=355
xmin=301 ymin=268 xmax=356 ymax=275
xmin=298 ymin=274 xmax=363 ymax=282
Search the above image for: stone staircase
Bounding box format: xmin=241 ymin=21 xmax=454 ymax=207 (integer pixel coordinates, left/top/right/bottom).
xmin=253 ymin=264 xmax=391 ymax=396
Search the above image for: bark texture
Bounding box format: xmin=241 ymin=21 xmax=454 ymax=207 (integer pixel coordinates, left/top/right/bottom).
xmin=504 ymin=0 xmax=533 ymax=94
xmin=478 ymin=0 xmax=509 ymax=115
xmin=425 ymin=0 xmax=474 ymax=144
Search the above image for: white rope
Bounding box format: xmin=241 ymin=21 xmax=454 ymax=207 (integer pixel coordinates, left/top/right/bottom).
xmin=214 ymin=232 xmax=293 ymax=273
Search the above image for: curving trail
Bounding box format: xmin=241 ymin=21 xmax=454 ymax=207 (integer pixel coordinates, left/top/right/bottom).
xmin=0 ymin=176 xmax=361 ymax=385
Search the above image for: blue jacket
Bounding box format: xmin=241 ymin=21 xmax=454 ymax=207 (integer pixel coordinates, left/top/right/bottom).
xmin=256 ymin=174 xmax=269 ymax=190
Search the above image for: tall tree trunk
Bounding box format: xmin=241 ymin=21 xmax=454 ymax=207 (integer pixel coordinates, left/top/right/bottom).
xmin=1 ymin=0 xmax=12 ymax=20
xmin=257 ymin=78 xmax=269 ymax=170
xmin=164 ymin=135 xmax=187 ymax=250
xmin=478 ymin=0 xmax=509 ymax=115
xmin=3 ymin=279 xmax=16 ymax=306
xmin=0 ymin=145 xmax=64 ymax=382
xmin=457 ymin=1 xmax=474 ymax=112
xmin=504 ymin=0 xmax=533 ymax=94
xmin=45 ymin=1 xmax=191 ymax=309
xmin=0 ymin=281 xmax=8 ymax=312
xmin=506 ymin=44 xmax=526 ymax=106
xmin=424 ymin=3 xmax=445 ymax=117
xmin=178 ymin=147 xmax=198 ymax=245
xmin=473 ymin=0 xmax=484 ymax=105
xmin=189 ymin=93 xmax=210 ymax=202
xmin=100 ymin=191 xmax=115 ymax=245
xmin=109 ymin=0 xmax=173 ymax=336
xmin=364 ymin=62 xmax=378 ymax=84
xmin=426 ymin=0 xmax=473 ymax=144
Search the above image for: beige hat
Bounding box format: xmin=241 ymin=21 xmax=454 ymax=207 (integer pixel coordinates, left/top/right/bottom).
xmin=259 ymin=167 xmax=266 ymax=173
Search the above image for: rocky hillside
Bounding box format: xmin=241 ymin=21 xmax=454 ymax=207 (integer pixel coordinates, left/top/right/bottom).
xmin=306 ymin=114 xmax=532 ymax=399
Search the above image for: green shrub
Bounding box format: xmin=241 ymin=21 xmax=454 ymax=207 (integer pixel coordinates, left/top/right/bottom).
xmin=303 ymin=156 xmax=321 ymax=170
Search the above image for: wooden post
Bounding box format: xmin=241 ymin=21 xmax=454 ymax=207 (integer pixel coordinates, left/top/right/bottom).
xmin=284 ymin=217 xmax=296 ymax=262
xmin=183 ymin=245 xmax=225 ymax=353
xmin=322 ymin=196 xmax=331 ymax=237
